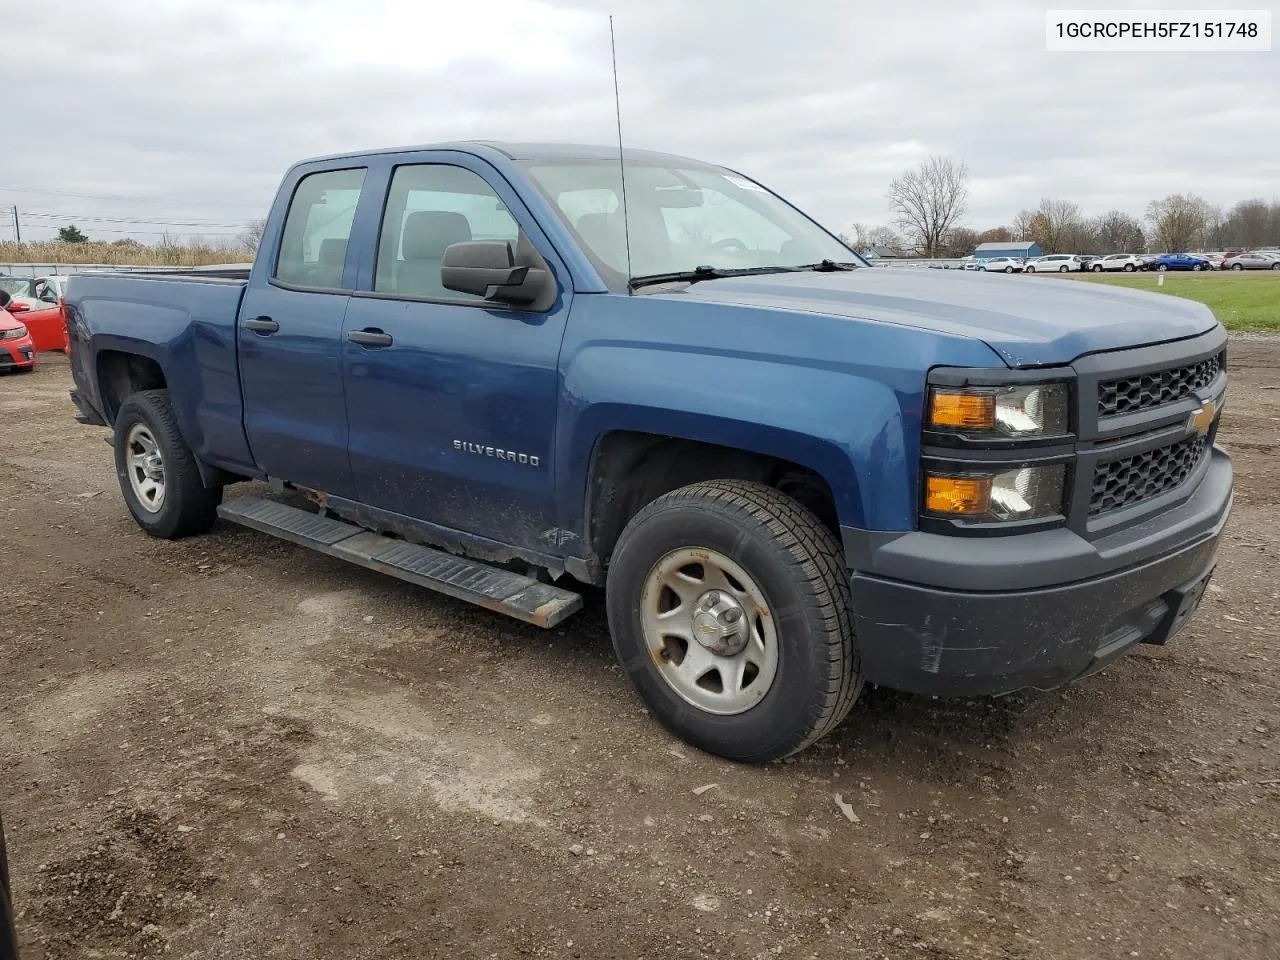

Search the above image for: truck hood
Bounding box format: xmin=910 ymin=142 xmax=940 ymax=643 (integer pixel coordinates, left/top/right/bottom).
xmin=662 ymin=268 xmax=1219 ymax=367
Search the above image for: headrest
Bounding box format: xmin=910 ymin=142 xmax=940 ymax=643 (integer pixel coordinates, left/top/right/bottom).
xmin=402 ymin=210 xmax=473 ymax=260
xmin=575 ymin=211 xmax=625 ymax=269
xmin=318 ymin=238 xmax=347 ymax=267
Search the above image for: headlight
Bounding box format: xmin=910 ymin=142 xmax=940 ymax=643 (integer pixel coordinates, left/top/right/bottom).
xmin=928 ymin=382 xmax=1069 ymax=437
xmin=0 ymin=324 xmax=27 ymax=341
xmin=924 ymin=464 xmax=1066 ymax=523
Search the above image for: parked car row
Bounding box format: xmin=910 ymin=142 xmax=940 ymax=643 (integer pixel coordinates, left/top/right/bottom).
xmin=976 ymin=250 xmax=1279 ymax=274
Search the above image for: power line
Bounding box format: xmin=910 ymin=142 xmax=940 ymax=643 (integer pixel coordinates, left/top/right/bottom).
xmin=0 ymin=183 xmax=261 ymax=211
xmin=19 ymin=212 xmax=253 ymax=228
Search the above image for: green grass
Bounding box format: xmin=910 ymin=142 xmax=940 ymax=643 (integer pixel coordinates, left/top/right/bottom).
xmin=1060 ymin=271 xmax=1280 ymax=332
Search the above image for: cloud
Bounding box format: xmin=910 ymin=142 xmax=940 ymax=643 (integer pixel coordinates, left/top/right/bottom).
xmin=4 ymin=0 xmax=1276 ymax=241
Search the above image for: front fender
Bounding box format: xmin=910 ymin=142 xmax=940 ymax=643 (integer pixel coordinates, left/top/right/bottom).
xmin=553 ymin=294 xmax=1008 ymax=550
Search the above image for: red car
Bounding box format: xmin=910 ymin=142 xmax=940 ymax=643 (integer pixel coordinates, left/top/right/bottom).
xmin=0 ymin=276 xmax=69 ymax=353
xmin=0 ymin=306 xmax=36 ymax=372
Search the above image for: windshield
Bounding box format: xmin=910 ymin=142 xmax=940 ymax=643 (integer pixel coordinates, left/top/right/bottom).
xmin=0 ymin=279 xmax=34 ymax=297
xmin=519 ymin=160 xmax=862 ymax=285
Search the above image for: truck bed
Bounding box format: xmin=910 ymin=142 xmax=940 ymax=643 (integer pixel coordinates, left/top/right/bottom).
xmin=66 ymin=271 xmax=255 ymax=472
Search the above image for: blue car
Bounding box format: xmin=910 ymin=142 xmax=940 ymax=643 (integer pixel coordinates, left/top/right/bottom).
xmin=1152 ymin=253 xmax=1212 ymax=272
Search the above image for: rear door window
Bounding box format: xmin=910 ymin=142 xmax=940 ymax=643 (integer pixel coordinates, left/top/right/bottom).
xmin=275 ymin=167 xmax=367 ymax=290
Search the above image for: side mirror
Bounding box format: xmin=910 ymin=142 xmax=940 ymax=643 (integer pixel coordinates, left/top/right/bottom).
xmin=442 ymin=240 xmax=549 ymax=306
xmin=5 ymin=301 xmax=28 ymax=313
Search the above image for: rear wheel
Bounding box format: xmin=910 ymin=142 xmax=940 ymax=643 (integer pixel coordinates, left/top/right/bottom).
xmin=1272 ymin=263 xmax=1280 ymax=271
xmin=113 ymin=389 xmax=222 ymax=539
xmin=606 ymin=480 xmax=861 ymax=762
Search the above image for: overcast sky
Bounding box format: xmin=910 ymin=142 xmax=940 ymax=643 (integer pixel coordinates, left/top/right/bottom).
xmin=3 ymin=0 xmax=1277 ymax=243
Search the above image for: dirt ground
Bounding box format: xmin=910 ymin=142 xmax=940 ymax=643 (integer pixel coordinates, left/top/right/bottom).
xmin=2 ymin=346 xmax=1278 ymax=960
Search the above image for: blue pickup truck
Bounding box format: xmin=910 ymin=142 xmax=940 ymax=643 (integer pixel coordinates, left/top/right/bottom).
xmin=65 ymin=142 xmax=1232 ymax=761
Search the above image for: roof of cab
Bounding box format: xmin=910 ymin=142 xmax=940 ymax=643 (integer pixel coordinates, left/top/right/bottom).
xmin=297 ymin=140 xmax=719 ymax=169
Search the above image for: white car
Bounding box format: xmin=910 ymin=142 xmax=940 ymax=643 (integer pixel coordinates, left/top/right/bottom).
xmin=1024 ymin=254 xmax=1085 ymax=273
xmin=981 ymin=257 xmax=1024 ymax=273
xmin=1094 ymin=253 xmax=1143 ymax=272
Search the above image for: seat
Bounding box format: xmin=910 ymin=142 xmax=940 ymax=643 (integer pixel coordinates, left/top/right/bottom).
xmin=314 ymin=238 xmax=347 ymax=287
xmin=396 ymin=211 xmax=473 ymax=298
xmin=575 ymin=211 xmax=627 ymax=273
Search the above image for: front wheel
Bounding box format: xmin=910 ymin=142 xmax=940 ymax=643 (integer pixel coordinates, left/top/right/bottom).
xmin=1272 ymin=263 xmax=1280 ymax=271
xmin=1059 ymin=265 xmax=1069 ymax=273
xmin=1231 ymin=263 xmax=1244 ymax=270
xmin=1025 ymin=266 xmax=1036 ymax=274
xmin=1123 ymin=263 xmax=1135 ymax=272
xmin=113 ymin=389 xmax=222 ymax=539
xmin=606 ymin=480 xmax=861 ymax=762
xmin=1003 ymin=266 xmax=1014 ymax=273
xmin=1092 ymin=264 xmax=1103 ymax=272
xmin=1158 ymin=264 xmax=1168 ymax=272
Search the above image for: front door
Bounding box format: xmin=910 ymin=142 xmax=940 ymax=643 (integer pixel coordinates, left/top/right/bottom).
xmin=238 ymin=166 xmax=366 ymax=496
xmin=340 ymin=158 xmax=572 ymax=553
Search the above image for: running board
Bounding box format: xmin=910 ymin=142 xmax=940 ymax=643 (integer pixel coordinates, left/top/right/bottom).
xmin=216 ymin=497 xmax=582 ymax=628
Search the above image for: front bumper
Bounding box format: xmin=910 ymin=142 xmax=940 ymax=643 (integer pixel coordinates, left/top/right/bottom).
xmin=845 ymin=447 xmax=1232 ymax=697
xmin=0 ymin=340 xmax=35 ymax=369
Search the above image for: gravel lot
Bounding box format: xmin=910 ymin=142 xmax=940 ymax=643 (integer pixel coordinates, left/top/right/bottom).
xmin=2 ymin=346 xmax=1278 ymax=960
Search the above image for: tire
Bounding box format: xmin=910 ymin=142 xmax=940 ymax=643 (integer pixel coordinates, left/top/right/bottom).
xmin=1272 ymin=263 xmax=1280 ymax=271
xmin=1123 ymin=263 xmax=1135 ymax=272
xmin=1231 ymin=263 xmax=1244 ymax=270
xmin=1059 ymin=265 xmax=1069 ymax=273
xmin=1092 ymin=264 xmax=1102 ymax=272
xmin=1158 ymin=264 xmax=1168 ymax=272
xmin=113 ymin=389 xmax=222 ymax=539
xmin=606 ymin=480 xmax=861 ymax=762
xmin=1003 ymin=266 xmax=1013 ymax=273
xmin=1025 ymin=266 xmax=1036 ymax=274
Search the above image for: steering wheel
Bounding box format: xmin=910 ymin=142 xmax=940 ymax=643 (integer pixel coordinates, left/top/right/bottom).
xmin=710 ymin=237 xmax=749 ymax=254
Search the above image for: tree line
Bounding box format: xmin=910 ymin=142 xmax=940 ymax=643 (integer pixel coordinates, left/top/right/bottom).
xmin=847 ymin=155 xmax=1280 ymax=258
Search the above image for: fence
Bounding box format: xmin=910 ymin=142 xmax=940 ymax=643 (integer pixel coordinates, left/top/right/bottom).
xmin=0 ymin=262 xmax=252 ymax=278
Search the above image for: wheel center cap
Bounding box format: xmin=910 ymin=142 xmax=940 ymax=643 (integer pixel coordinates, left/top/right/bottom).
xmin=143 ymin=454 xmax=164 ymax=480
xmin=690 ymin=590 xmax=748 ymax=656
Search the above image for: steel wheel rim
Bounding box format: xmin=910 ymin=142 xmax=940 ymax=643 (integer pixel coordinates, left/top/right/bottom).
xmin=125 ymin=423 xmax=166 ymax=513
xmin=640 ymin=547 xmax=780 ymax=716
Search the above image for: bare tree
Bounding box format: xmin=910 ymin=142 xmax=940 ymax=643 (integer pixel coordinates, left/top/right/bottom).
xmin=1091 ymin=211 xmax=1146 ymax=253
xmin=1146 ymin=194 xmax=1212 ymax=252
xmin=238 ymin=218 xmax=268 ymax=256
xmin=1223 ymin=199 xmax=1272 ymax=248
xmin=886 ymin=155 xmax=969 ymax=258
xmin=977 ymin=226 xmax=1013 ymax=245
xmin=1011 ymin=210 xmax=1036 ymax=242
xmin=867 ymin=225 xmax=903 ymax=254
xmin=945 ymin=226 xmax=979 ymax=257
xmin=1026 ymin=198 xmax=1084 ymax=254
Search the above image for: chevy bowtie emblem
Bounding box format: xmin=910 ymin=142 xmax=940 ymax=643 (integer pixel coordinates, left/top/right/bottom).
xmin=1188 ymin=398 xmax=1217 ymax=436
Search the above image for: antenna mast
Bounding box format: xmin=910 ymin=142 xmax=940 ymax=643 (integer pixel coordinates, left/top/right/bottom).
xmin=609 ymin=15 xmax=634 ymax=291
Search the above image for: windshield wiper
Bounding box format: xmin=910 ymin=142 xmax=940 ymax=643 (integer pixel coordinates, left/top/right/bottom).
xmin=628 ymin=265 xmax=802 ymax=291
xmin=796 ymin=259 xmax=858 ymax=272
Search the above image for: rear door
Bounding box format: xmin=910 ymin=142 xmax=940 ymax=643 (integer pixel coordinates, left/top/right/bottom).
xmin=339 ymin=155 xmax=573 ymax=553
xmin=238 ymin=165 xmax=367 ymax=496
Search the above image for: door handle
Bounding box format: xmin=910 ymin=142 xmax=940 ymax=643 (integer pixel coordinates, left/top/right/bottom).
xmin=347 ymin=328 xmax=394 ymax=347
xmin=244 ymin=316 xmax=279 ymax=334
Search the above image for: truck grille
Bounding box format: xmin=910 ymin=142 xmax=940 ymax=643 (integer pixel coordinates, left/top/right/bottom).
xmin=1089 ymin=435 xmax=1209 ymax=517
xmin=1098 ymin=351 xmax=1224 ymax=417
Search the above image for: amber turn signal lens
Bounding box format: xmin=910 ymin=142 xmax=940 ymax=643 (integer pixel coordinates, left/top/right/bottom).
xmin=924 ymin=475 xmax=992 ymax=515
xmin=929 ymin=389 xmax=996 ymax=430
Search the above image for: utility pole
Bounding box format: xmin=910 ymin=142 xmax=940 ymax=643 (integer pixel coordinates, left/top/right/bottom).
xmin=10 ymin=205 xmax=18 ymax=243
